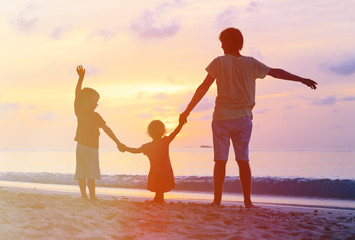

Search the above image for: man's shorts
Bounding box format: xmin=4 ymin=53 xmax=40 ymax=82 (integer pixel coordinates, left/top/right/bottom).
xmin=75 ymin=143 xmax=101 ymax=180
xmin=212 ymin=117 xmax=252 ymax=161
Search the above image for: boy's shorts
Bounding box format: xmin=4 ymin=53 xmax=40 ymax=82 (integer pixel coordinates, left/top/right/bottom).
xmin=75 ymin=143 xmax=101 ymax=180
xmin=212 ymin=117 xmax=252 ymax=161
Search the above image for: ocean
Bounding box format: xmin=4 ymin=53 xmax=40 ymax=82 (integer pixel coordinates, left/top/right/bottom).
xmin=1 ymin=148 xmax=354 ymax=208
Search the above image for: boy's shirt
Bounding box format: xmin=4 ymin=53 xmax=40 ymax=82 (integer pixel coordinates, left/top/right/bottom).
xmin=206 ymin=54 xmax=270 ymax=121
xmin=74 ymin=99 xmax=106 ymax=149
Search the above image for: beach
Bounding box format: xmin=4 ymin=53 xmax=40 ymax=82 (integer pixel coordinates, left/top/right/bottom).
xmin=1 ymin=186 xmax=354 ymax=240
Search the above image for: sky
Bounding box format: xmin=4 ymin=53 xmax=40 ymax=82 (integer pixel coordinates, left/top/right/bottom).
xmin=0 ymin=0 xmax=355 ymax=150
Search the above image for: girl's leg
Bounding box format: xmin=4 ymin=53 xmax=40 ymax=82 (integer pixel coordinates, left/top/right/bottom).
xmin=87 ymin=179 xmax=96 ymax=200
xmin=154 ymin=192 xmax=164 ymax=204
xmin=78 ymin=178 xmax=88 ymax=200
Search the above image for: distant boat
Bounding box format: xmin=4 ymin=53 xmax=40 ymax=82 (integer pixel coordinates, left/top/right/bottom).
xmin=200 ymin=145 xmax=212 ymax=148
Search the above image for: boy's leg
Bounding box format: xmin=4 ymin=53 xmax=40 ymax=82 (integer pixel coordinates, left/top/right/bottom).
xmin=87 ymin=179 xmax=96 ymax=200
xmin=213 ymin=160 xmax=227 ymax=205
xmin=78 ymin=178 xmax=88 ymax=200
xmin=237 ymin=161 xmax=255 ymax=208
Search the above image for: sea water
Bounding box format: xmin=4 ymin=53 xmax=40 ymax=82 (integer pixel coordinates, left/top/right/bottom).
xmin=0 ymin=148 xmax=354 ymax=208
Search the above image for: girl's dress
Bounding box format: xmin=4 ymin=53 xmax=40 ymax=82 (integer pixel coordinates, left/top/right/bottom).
xmin=140 ymin=136 xmax=175 ymax=193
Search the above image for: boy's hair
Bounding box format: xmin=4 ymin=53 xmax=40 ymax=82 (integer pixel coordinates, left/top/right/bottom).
xmin=147 ymin=120 xmax=166 ymax=139
xmin=219 ymin=27 xmax=244 ymax=52
xmin=80 ymin=87 xmax=100 ymax=102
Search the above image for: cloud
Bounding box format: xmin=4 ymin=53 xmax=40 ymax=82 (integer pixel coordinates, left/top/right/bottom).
xmin=89 ymin=29 xmax=118 ymax=41
xmin=246 ymin=1 xmax=260 ymax=12
xmin=254 ymin=108 xmax=269 ymax=114
xmin=152 ymin=107 xmax=165 ymax=113
xmin=330 ymin=125 xmax=342 ymax=129
xmin=130 ymin=0 xmax=183 ymax=39
xmin=152 ymin=93 xmax=167 ymax=100
xmin=216 ymin=7 xmax=239 ymax=28
xmin=284 ymin=104 xmax=295 ymax=110
xmin=35 ymin=111 xmax=55 ymax=120
xmin=50 ymin=26 xmax=70 ymax=40
xmin=12 ymin=3 xmax=38 ymax=32
xmin=309 ymin=96 xmax=355 ymax=106
xmin=84 ymin=66 xmax=102 ymax=77
xmin=179 ymin=97 xmax=214 ymax=112
xmin=138 ymin=113 xmax=151 ymax=119
xmin=322 ymin=57 xmax=355 ymax=75
xmin=310 ymin=96 xmax=337 ymax=106
xmin=341 ymin=96 xmax=355 ymax=101
xmin=0 ymin=102 xmax=21 ymax=110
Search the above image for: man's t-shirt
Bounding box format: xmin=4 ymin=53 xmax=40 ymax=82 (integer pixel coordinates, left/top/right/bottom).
xmin=74 ymin=100 xmax=106 ymax=149
xmin=206 ymin=54 xmax=270 ymax=121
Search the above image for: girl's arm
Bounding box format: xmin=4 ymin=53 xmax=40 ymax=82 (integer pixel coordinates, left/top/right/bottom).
xmin=166 ymin=122 xmax=184 ymax=142
xmin=125 ymin=146 xmax=143 ymax=154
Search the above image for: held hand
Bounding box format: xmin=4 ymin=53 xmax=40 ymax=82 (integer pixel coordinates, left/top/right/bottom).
xmin=117 ymin=143 xmax=126 ymax=152
xmin=301 ymin=79 xmax=317 ymax=90
xmin=179 ymin=112 xmax=189 ymax=125
xmin=76 ymin=65 xmax=86 ymax=79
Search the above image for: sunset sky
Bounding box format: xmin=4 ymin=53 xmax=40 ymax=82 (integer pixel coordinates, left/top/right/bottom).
xmin=1 ymin=0 xmax=354 ymax=150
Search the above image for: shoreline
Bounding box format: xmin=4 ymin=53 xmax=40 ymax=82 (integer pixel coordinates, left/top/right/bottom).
xmin=1 ymin=186 xmax=354 ymax=239
xmin=1 ymin=180 xmax=355 ymax=210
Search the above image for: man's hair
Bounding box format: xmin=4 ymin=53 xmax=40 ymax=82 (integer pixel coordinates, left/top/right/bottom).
xmin=80 ymin=87 xmax=100 ymax=101
xmin=147 ymin=120 xmax=166 ymax=139
xmin=219 ymin=27 xmax=244 ymax=52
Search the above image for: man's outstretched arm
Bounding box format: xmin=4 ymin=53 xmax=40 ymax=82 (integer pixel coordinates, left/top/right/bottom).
xmin=179 ymin=74 xmax=215 ymax=124
xmin=268 ymin=68 xmax=317 ymax=90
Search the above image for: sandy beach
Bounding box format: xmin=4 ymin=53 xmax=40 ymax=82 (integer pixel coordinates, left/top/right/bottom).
xmin=0 ymin=187 xmax=354 ymax=240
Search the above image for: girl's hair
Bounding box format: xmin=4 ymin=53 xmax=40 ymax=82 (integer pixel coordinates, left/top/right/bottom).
xmin=219 ymin=27 xmax=244 ymax=52
xmin=147 ymin=120 xmax=166 ymax=139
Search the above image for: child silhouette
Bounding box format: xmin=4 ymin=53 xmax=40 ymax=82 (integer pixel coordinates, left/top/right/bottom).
xmin=123 ymin=120 xmax=184 ymax=204
xmin=74 ymin=65 xmax=125 ymax=200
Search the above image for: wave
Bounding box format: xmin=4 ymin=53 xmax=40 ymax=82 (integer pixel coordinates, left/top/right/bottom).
xmin=0 ymin=172 xmax=354 ymax=200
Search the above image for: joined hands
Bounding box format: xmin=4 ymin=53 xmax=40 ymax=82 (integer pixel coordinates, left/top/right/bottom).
xmin=117 ymin=143 xmax=126 ymax=152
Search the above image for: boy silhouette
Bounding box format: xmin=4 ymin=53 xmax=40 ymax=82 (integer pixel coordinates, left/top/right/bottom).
xmin=179 ymin=28 xmax=317 ymax=208
xmin=74 ymin=65 xmax=125 ymax=200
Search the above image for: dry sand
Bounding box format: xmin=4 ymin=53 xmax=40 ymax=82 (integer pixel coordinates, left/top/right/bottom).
xmin=0 ymin=186 xmax=354 ymax=240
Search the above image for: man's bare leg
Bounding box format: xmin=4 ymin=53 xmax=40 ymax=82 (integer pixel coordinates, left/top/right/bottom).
xmin=212 ymin=160 xmax=227 ymax=205
xmin=237 ymin=161 xmax=256 ymax=208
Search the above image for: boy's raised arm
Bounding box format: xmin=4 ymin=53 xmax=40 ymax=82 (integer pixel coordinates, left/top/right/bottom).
xmin=268 ymin=68 xmax=317 ymax=90
xmin=75 ymin=65 xmax=85 ymax=97
xmin=74 ymin=65 xmax=85 ymax=114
